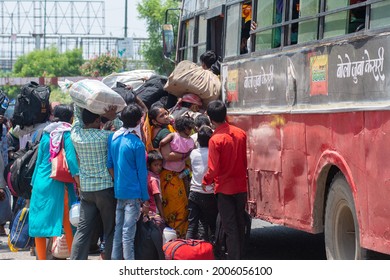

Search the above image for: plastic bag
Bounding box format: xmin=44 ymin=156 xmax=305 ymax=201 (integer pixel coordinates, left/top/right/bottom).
xmin=59 ymin=79 xmax=126 ymax=115
xmin=102 ymin=69 xmax=156 ymax=90
xmin=69 ymin=202 xmax=80 ymax=227
xmin=52 ymin=234 xmax=70 ymax=259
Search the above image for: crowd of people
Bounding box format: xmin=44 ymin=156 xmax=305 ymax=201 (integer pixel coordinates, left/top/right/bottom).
xmin=0 ymin=50 xmax=249 ymax=261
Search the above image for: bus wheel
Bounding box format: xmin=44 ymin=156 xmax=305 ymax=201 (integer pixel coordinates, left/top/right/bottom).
xmin=324 ymin=172 xmax=365 ymax=260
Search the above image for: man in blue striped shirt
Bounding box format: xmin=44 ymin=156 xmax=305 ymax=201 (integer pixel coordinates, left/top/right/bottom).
xmin=70 ymin=105 xmax=121 ymax=260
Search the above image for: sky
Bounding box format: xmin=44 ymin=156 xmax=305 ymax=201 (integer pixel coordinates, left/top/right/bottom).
xmin=105 ymin=0 xmax=148 ymax=38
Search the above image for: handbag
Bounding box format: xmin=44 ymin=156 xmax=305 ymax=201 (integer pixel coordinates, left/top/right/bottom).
xmin=51 ymin=234 xmax=70 ymax=259
xmin=50 ymin=139 xmax=75 ymax=183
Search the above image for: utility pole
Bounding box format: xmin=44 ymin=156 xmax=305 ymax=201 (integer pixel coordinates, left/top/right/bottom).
xmin=10 ymin=13 xmax=14 ymax=71
xmin=124 ymin=0 xmax=128 ymax=38
xmin=43 ymin=0 xmax=47 ymax=48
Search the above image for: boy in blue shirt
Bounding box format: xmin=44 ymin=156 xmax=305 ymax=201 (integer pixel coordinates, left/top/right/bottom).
xmin=107 ymin=104 xmax=149 ymax=260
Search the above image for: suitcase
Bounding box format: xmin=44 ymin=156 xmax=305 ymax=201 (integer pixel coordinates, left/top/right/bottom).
xmin=163 ymin=239 xmax=215 ymax=260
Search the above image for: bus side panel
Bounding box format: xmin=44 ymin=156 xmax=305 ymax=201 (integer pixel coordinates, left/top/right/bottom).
xmin=364 ymin=111 xmax=390 ymax=254
xmin=231 ymin=114 xmax=285 ymax=221
xmin=281 ymin=115 xmax=312 ymax=229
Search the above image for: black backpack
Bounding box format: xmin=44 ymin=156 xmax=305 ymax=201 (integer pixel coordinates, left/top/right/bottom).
xmin=112 ymin=82 xmax=136 ymax=105
xmin=134 ymin=216 xmax=165 ymax=260
xmin=134 ymin=75 xmax=169 ymax=109
xmin=13 ymin=81 xmax=50 ymax=128
xmin=9 ymin=129 xmax=43 ymax=199
xmin=0 ymin=89 xmax=10 ymax=116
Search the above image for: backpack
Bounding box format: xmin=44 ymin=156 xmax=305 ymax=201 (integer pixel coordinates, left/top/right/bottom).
xmin=134 ymin=215 xmax=165 ymax=260
xmin=9 ymin=129 xmax=43 ymax=199
xmin=112 ymin=82 xmax=136 ymax=105
xmin=8 ymin=207 xmax=34 ymax=252
xmin=0 ymin=89 xmax=10 ymax=116
xmin=134 ymin=75 xmax=169 ymax=109
xmin=13 ymin=81 xmax=50 ymax=128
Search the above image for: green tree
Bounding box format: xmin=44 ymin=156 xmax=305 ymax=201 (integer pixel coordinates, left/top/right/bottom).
xmin=12 ymin=47 xmax=84 ymax=77
xmin=137 ymin=0 xmax=180 ymax=75
xmin=50 ymin=88 xmax=72 ymax=104
xmin=80 ymin=52 xmax=124 ymax=77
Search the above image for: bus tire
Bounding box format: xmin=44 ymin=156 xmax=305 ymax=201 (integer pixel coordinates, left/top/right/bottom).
xmin=324 ymin=172 xmax=366 ymax=260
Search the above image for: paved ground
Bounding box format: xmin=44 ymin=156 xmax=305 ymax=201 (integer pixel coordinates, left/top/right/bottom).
xmin=0 ymin=222 xmax=100 ymax=260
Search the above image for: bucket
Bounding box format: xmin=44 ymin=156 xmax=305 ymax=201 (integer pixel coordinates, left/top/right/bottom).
xmin=69 ymin=202 xmax=80 ymax=227
xmin=163 ymin=227 xmax=177 ymax=244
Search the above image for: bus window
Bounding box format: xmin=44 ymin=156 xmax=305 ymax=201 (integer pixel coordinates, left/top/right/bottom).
xmin=298 ymin=0 xmax=319 ymax=43
xmin=348 ymin=0 xmax=366 ymax=33
xmin=280 ymin=0 xmax=301 ymax=45
xmin=178 ymin=15 xmax=207 ymax=64
xmin=241 ymin=3 xmax=252 ymax=54
xmin=183 ymin=19 xmax=195 ymax=61
xmin=197 ymin=16 xmax=208 ymax=63
xmin=255 ymin=0 xmax=283 ymax=50
xmin=208 ymin=15 xmax=224 ymax=58
xmin=225 ymin=4 xmax=241 ymax=57
xmin=370 ymin=0 xmax=390 ymax=29
xmin=324 ymin=0 xmax=368 ymax=38
xmin=290 ymin=0 xmax=300 ymax=45
xmin=323 ymin=0 xmax=349 ymax=38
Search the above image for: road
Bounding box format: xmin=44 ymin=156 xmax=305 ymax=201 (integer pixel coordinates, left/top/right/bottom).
xmin=0 ymin=218 xmax=326 ymax=260
xmin=0 ymin=221 xmax=100 ymax=260
xmin=244 ymin=219 xmax=390 ymax=260
xmin=2 ymin=218 xmax=389 ymax=260
xmin=244 ymin=219 xmax=326 ymax=260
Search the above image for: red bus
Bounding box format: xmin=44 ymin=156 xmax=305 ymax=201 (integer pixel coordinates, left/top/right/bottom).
xmin=164 ymin=0 xmax=390 ymax=259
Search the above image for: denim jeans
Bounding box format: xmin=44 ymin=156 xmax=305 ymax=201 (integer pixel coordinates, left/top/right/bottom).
xmin=111 ymin=199 xmax=141 ymax=260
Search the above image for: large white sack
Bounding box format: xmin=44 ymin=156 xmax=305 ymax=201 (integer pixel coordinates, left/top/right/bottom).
xmin=164 ymin=60 xmax=221 ymax=107
xmin=59 ymin=79 xmax=126 ymax=115
xmin=102 ymin=69 xmax=156 ymax=90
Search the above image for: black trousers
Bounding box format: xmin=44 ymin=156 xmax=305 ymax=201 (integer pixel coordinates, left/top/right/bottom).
xmin=186 ymin=191 xmax=218 ymax=241
xmin=217 ymin=192 xmax=247 ymax=260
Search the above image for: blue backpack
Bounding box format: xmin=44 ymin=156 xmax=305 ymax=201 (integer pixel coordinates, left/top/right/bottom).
xmin=8 ymin=207 xmax=34 ymax=252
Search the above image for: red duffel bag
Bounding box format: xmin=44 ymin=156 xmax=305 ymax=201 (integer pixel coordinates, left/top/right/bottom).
xmin=163 ymin=239 xmax=215 ymax=260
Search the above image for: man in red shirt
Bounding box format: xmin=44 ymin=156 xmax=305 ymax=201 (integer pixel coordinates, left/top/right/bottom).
xmin=202 ymin=100 xmax=247 ymax=260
